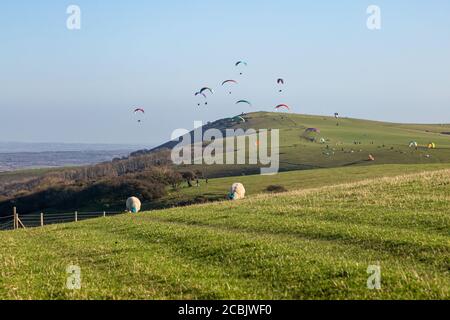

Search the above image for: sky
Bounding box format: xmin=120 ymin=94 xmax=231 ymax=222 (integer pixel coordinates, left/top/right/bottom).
xmin=0 ymin=0 xmax=449 ymax=146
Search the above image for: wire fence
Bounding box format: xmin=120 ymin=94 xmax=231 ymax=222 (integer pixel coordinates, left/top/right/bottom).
xmin=0 ymin=210 xmax=123 ymax=231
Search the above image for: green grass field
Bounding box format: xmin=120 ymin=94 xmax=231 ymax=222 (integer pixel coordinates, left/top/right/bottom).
xmin=151 ymin=163 xmax=450 ymax=210
xmin=1 ymin=165 xmax=448 ymax=300
xmin=171 ymin=112 xmax=450 ymax=177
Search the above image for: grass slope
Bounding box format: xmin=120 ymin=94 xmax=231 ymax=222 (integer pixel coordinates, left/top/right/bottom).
xmin=153 ymin=163 xmax=450 ymax=209
xmin=171 ymin=112 xmax=450 ymax=177
xmin=0 ymin=167 xmax=448 ymax=299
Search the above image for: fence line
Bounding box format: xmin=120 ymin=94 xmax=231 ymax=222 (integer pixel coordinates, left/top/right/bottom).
xmin=0 ymin=207 xmax=122 ymax=231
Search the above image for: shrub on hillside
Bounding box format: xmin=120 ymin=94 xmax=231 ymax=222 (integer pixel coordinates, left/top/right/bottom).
xmin=265 ymin=185 xmax=288 ymax=193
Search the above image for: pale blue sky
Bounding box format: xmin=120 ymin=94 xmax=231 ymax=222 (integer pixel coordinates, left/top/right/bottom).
xmin=1 ymin=1 xmax=449 ymax=145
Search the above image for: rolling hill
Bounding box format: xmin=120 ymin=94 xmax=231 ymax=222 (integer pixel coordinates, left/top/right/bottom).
xmin=148 ymin=112 xmax=450 ymax=177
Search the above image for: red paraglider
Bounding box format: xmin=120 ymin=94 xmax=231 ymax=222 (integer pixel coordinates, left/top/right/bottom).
xmin=222 ymin=80 xmax=238 ymax=94
xmin=275 ymin=104 xmax=290 ymax=111
xmin=133 ymin=108 xmax=145 ymax=123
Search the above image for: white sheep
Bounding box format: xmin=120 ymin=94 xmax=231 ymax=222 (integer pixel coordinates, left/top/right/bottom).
xmin=228 ymin=183 xmax=246 ymax=200
xmin=126 ymin=196 xmax=142 ymax=213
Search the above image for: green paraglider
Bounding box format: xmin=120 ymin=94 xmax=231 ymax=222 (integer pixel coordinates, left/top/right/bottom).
xmin=236 ymin=100 xmax=252 ymax=107
xmin=235 ymin=61 xmax=248 ymax=75
xmin=231 ymin=116 xmax=246 ymax=123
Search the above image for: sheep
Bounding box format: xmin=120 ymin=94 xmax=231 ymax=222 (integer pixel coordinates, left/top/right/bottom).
xmin=228 ymin=183 xmax=246 ymax=200
xmin=126 ymin=196 xmax=142 ymax=213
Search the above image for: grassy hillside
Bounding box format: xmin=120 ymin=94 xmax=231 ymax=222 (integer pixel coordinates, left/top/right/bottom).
xmin=162 ymin=112 xmax=450 ymax=177
xmin=150 ymin=163 xmax=450 ymax=210
xmin=1 ymin=167 xmax=448 ymax=299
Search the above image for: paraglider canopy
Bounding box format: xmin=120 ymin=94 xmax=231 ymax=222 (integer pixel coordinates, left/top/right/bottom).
xmin=195 ymin=92 xmax=206 ymax=98
xmin=304 ymin=128 xmax=320 ymax=133
xmin=409 ymin=141 xmax=418 ymax=148
xmin=235 ymin=61 xmax=247 ymax=67
xmin=133 ymin=108 xmax=145 ymax=123
xmin=275 ymin=104 xmax=290 ymax=111
xmin=222 ymin=80 xmax=238 ymax=94
xmin=231 ymin=116 xmax=246 ymax=123
xmin=236 ymin=100 xmax=252 ymax=106
xmin=277 ymin=78 xmax=285 ymax=92
xmin=302 ymin=128 xmax=320 ymax=142
xmin=235 ymin=61 xmax=248 ymax=75
xmin=222 ymin=80 xmax=238 ymax=86
xmin=195 ymin=91 xmax=207 ymax=106
xmin=200 ymin=87 xmax=214 ymax=95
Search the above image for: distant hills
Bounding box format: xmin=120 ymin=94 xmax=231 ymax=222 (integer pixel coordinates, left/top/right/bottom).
xmin=0 ymin=142 xmax=148 ymax=153
xmin=0 ymin=142 xmax=151 ymax=172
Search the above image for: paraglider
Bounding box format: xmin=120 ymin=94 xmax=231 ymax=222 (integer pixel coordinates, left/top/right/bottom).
xmin=334 ymin=113 xmax=339 ymax=119
xmin=195 ymin=91 xmax=207 ymax=106
xmin=133 ymin=108 xmax=145 ymax=123
xmin=236 ymin=100 xmax=252 ymax=107
xmin=222 ymin=80 xmax=238 ymax=94
xmin=235 ymin=61 xmax=247 ymax=67
xmin=304 ymin=128 xmax=320 ymax=133
xmin=231 ymin=116 xmax=246 ymax=123
xmin=409 ymin=141 xmax=418 ymax=149
xmin=275 ymin=104 xmax=290 ymax=111
xmin=277 ymin=78 xmax=285 ymax=92
xmin=199 ymin=87 xmax=214 ymax=96
xmin=195 ymin=92 xmax=206 ymax=98
xmin=302 ymin=128 xmax=321 ymax=142
xmin=428 ymin=142 xmax=436 ymax=149
xmin=235 ymin=61 xmax=247 ymax=75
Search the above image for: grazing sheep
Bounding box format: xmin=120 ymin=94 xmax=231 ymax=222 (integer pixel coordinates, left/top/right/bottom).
xmin=228 ymin=183 xmax=246 ymax=200
xmin=126 ymin=196 xmax=142 ymax=213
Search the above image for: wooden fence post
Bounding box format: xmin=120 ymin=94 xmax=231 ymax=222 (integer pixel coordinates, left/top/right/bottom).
xmin=40 ymin=212 xmax=44 ymax=227
xmin=103 ymin=211 xmax=106 ymax=218
xmin=75 ymin=211 xmax=78 ymax=222
xmin=17 ymin=214 xmax=25 ymax=229
xmin=13 ymin=207 xmax=17 ymax=230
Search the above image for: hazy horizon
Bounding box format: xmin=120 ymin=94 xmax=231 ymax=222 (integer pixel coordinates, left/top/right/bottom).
xmin=1 ymin=1 xmax=449 ymax=145
xmin=1 ymin=110 xmax=450 ymax=148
